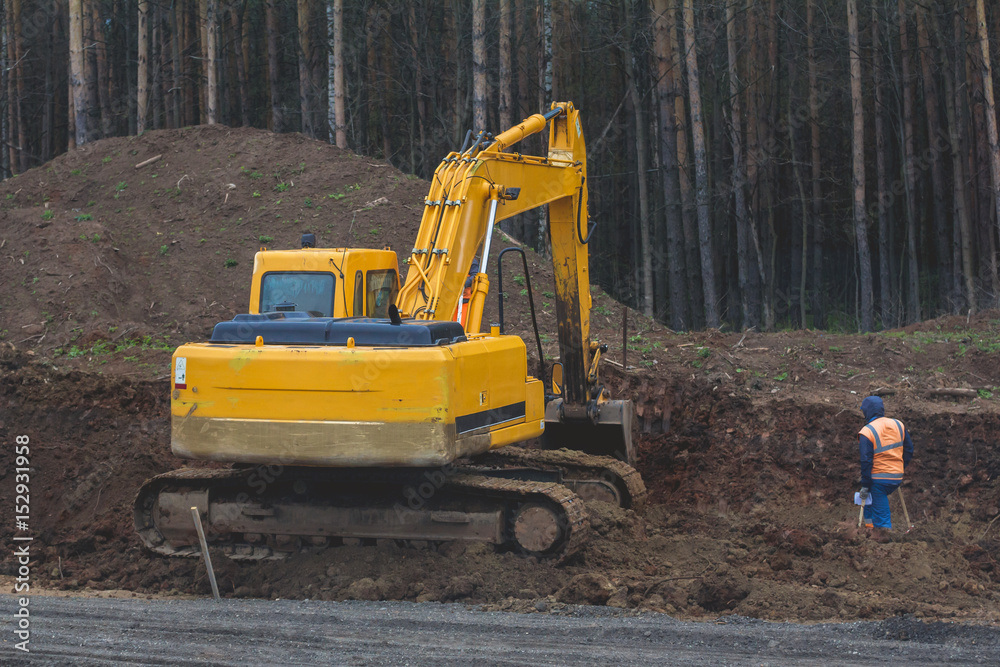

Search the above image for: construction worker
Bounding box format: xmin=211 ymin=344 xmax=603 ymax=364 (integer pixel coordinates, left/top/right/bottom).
xmin=857 ymin=395 xmax=914 ymax=533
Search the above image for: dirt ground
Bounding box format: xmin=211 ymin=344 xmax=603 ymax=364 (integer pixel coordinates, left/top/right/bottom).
xmin=1 ymin=126 xmax=999 ymax=625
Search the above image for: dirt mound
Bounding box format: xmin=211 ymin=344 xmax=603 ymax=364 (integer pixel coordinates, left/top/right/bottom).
xmin=1 ymin=128 xmax=1000 ymax=625
xmin=0 ymin=124 xmax=623 ymax=368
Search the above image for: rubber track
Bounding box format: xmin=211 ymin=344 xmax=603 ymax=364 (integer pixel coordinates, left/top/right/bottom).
xmin=446 ymin=473 xmax=590 ymax=561
xmin=134 ymin=467 xmax=590 ymax=561
xmin=134 ymin=467 xmax=263 ymax=559
xmin=474 ymin=447 xmax=648 ymax=510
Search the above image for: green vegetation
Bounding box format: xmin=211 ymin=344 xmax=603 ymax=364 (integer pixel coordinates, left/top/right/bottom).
xmin=259 ymin=235 xmax=274 ymax=243
xmin=159 ymin=244 xmax=169 ymax=255
xmin=40 ymin=209 xmax=53 ymax=220
xmin=773 ymin=372 xmax=788 ymax=381
xmin=224 ymin=258 xmax=238 ymax=268
xmin=275 ymin=182 xmax=290 ymax=192
xmin=74 ymin=213 xmax=93 ymax=221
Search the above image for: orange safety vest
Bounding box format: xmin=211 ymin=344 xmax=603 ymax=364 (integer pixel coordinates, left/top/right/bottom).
xmin=859 ymin=417 xmax=906 ymax=482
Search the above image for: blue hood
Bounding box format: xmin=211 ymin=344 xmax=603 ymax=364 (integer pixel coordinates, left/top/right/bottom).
xmin=861 ymin=395 xmax=884 ymax=421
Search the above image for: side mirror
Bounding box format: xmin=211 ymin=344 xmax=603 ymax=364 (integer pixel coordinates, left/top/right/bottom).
xmin=550 ymin=362 xmax=563 ymax=396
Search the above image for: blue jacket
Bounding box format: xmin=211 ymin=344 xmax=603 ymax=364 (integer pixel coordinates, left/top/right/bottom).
xmin=858 ymin=396 xmax=913 ymax=487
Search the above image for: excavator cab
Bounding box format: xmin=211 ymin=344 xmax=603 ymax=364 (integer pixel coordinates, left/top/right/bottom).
xmin=248 ymin=237 xmax=400 ymax=318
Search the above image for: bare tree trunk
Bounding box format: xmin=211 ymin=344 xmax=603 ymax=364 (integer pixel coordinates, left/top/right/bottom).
xmin=726 ymin=0 xmax=752 ymax=329
xmin=473 ymin=0 xmax=486 ymax=132
xmin=932 ymin=5 xmax=976 ymax=313
xmin=742 ymin=0 xmax=765 ymax=327
xmin=624 ymin=1 xmax=652 ymax=318
xmin=940 ymin=6 xmax=975 ymax=313
xmin=916 ymin=5 xmax=949 ymax=313
xmin=673 ymin=1 xmax=701 ymax=327
xmin=537 ymin=0 xmax=552 ymax=252
xmin=230 ymin=1 xmax=250 ymax=126
xmin=202 ymin=0 xmax=217 ymax=124
xmin=12 ymin=0 xmax=25 ymax=169
xmin=197 ymin=0 xmax=207 ymax=123
xmin=184 ymin=3 xmax=196 ymax=126
xmin=653 ymin=0 xmax=688 ymax=330
xmin=499 ymin=0 xmax=512 ymax=133
xmin=5 ymin=2 xmax=16 ymax=165
xmin=848 ymin=0 xmax=873 ymax=332
xmin=331 ymin=0 xmax=347 ymax=147
xmin=406 ymin=2 xmax=423 ymax=164
xmin=171 ymin=2 xmax=182 ymax=128
xmin=788 ymin=63 xmax=809 ymax=329
xmin=69 ymin=0 xmax=87 ymax=147
xmin=898 ymin=0 xmax=920 ymax=323
xmin=90 ymin=1 xmax=112 ymax=137
xmin=516 ymin=0 xmax=531 ymax=121
xmin=137 ymin=1 xmax=149 ymax=134
xmin=682 ymin=0 xmax=719 ymax=329
xmin=297 ymin=0 xmax=313 ymax=136
xmin=873 ymin=3 xmax=892 ymax=327
xmin=266 ymin=0 xmax=282 ymax=131
xmin=977 ymin=0 xmax=1000 ymax=302
xmin=967 ymin=2 xmax=1000 ymax=297
xmin=807 ymin=0 xmax=825 ymax=328
xmin=1 ymin=10 xmax=8 ymax=176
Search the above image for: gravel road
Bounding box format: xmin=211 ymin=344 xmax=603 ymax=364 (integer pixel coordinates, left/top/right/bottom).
xmin=2 ymin=595 xmax=998 ymax=665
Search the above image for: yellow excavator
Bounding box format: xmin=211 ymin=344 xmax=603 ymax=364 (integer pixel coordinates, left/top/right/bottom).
xmin=135 ymin=103 xmax=644 ymax=561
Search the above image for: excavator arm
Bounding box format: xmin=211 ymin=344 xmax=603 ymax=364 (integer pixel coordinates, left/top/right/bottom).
xmin=397 ymin=103 xmax=633 ymax=463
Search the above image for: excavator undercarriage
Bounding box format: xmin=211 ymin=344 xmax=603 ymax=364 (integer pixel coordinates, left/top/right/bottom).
xmin=136 ymin=449 xmax=644 ymax=562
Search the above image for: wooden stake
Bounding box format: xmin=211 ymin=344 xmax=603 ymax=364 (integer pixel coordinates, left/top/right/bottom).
xmin=897 ymin=486 xmax=913 ymax=532
xmin=190 ymin=506 xmax=220 ymax=601
xmin=622 ymin=307 xmax=628 ymax=369
xmin=134 ymin=154 xmax=162 ymax=169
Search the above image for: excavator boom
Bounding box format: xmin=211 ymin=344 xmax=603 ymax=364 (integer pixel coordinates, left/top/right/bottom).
xmin=397 ymin=102 xmax=632 ymax=462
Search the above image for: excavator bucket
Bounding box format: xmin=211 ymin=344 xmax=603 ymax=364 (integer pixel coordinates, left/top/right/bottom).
xmin=542 ymin=398 xmax=635 ymax=466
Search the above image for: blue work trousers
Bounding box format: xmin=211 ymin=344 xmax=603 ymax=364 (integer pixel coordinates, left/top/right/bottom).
xmin=863 ymin=481 xmax=901 ymax=529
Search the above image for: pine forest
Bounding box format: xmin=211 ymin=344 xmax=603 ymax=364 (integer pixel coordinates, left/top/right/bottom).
xmin=5 ymin=0 xmax=1000 ymax=332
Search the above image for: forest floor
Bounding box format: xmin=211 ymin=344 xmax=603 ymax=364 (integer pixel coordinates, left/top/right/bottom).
xmin=1 ymin=125 xmax=999 ymax=626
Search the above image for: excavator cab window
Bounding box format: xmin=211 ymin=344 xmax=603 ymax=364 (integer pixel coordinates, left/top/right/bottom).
xmin=367 ymin=270 xmax=399 ymax=319
xmin=353 ymin=270 xmax=365 ymax=316
xmin=259 ymin=272 xmax=336 ymax=317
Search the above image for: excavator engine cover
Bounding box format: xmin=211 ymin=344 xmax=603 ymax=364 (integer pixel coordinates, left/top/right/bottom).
xmin=542 ymin=398 xmax=635 ymax=466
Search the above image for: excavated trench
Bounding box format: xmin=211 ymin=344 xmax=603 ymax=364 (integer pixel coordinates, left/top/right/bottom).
xmin=1 ymin=347 xmax=998 ymax=622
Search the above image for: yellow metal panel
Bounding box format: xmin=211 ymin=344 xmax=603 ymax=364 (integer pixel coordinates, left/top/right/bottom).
xmin=171 ymin=333 xmax=540 ymax=467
